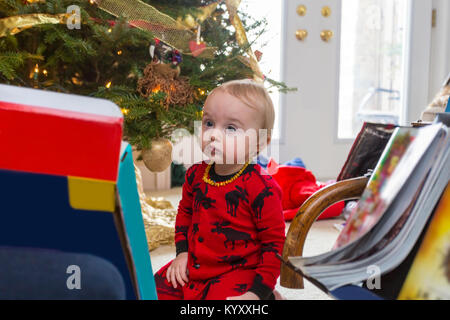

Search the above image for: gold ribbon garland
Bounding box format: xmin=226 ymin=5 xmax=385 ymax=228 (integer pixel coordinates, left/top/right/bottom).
xmin=179 ymin=0 xmax=264 ymax=81
xmin=95 ymin=0 xmax=217 ymax=58
xmin=134 ymin=163 xmax=177 ymax=252
xmin=0 ymin=1 xmax=264 ymax=80
xmin=176 ymin=2 xmax=220 ymax=29
xmin=0 ymin=13 xmax=68 ymax=38
xmin=225 ymin=0 xmax=264 ymax=82
xmin=95 ymin=0 xmax=263 ymax=79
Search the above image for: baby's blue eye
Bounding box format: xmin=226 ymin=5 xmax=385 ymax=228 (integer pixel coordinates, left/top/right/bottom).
xmin=226 ymin=125 xmax=237 ymax=132
xmin=204 ymin=120 xmax=213 ymax=127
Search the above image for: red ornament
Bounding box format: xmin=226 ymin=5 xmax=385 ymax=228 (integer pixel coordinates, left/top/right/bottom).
xmin=254 ymin=50 xmax=263 ymax=62
xmin=189 ymin=41 xmax=206 ymax=57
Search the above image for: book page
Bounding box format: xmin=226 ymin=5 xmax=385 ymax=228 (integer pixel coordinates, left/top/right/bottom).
xmin=334 ymin=125 xmax=442 ymax=248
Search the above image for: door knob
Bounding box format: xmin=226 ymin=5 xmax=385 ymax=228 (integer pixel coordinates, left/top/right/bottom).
xmin=297 ymin=5 xmax=307 ymax=16
xmin=320 ymin=30 xmax=333 ymax=42
xmin=295 ymin=29 xmax=308 ymax=41
xmin=321 ymin=6 xmax=331 ymax=17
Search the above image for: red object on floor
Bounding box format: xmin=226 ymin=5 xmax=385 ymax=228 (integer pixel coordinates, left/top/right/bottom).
xmin=267 ymin=159 xmax=345 ymax=221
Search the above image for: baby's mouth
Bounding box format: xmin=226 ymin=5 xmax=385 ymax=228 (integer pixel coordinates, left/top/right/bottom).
xmin=211 ymin=147 xmax=222 ymax=155
xmin=206 ymin=144 xmax=222 ymax=156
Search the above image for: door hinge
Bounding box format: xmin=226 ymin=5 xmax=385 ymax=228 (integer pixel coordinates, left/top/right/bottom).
xmin=432 ymin=9 xmax=437 ymax=28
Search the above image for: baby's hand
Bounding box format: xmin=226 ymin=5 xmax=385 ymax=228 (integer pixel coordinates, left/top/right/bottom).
xmin=227 ymin=291 xmax=260 ymax=300
xmin=167 ymin=252 xmax=189 ymax=288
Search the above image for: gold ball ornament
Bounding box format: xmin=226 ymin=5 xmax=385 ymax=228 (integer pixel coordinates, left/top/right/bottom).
xmin=141 ymin=138 xmax=173 ymax=172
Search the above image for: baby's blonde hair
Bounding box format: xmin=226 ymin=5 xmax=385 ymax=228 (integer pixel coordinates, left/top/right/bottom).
xmin=208 ymin=79 xmax=275 ymax=154
xmin=207 ymin=79 xmax=275 ymax=139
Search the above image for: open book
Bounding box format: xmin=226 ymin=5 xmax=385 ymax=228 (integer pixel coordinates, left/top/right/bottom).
xmin=284 ymin=123 xmax=449 ymax=298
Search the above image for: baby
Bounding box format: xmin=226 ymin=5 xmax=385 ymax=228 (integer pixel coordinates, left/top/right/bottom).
xmin=154 ymin=79 xmax=286 ymax=300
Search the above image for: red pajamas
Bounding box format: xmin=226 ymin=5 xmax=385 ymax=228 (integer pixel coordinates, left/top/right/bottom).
xmin=155 ymin=161 xmax=286 ymax=300
xmin=155 ymin=260 xmax=259 ymax=300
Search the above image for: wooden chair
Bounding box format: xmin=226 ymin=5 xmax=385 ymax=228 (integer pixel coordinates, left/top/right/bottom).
xmin=280 ymin=122 xmax=397 ymax=289
xmin=280 ymin=175 xmax=369 ymax=288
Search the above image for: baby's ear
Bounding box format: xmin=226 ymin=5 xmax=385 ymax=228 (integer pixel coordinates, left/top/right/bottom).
xmin=258 ymin=133 xmax=271 ymax=151
xmin=266 ymin=134 xmax=272 ymax=146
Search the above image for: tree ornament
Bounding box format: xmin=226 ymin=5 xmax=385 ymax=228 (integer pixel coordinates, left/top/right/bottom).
xmin=149 ymin=38 xmax=182 ymax=66
xmin=189 ymin=25 xmax=206 ymax=57
xmin=254 ymin=50 xmax=263 ymax=62
xmin=137 ymin=62 xmax=195 ymax=108
xmin=189 ymin=41 xmax=206 ymax=57
xmin=141 ymin=138 xmax=173 ymax=172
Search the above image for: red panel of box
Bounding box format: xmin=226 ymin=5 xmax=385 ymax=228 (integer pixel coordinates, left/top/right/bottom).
xmin=0 ymin=101 xmax=123 ymax=182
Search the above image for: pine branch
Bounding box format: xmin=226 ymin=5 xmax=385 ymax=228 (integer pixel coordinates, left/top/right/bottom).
xmin=0 ymin=0 xmax=294 ymax=146
xmin=0 ymin=51 xmax=43 ymax=80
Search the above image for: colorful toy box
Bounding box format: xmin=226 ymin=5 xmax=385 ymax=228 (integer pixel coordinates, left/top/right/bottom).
xmin=0 ymin=84 xmax=157 ymax=299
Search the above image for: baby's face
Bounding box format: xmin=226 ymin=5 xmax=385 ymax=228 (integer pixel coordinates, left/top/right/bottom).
xmin=201 ymin=90 xmax=264 ymax=164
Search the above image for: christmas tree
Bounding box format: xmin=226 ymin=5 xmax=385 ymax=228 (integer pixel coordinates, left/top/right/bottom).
xmin=0 ymin=0 xmax=293 ymax=154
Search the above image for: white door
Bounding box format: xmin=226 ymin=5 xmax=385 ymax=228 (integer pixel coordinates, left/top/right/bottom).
xmin=279 ymin=0 xmax=434 ymax=180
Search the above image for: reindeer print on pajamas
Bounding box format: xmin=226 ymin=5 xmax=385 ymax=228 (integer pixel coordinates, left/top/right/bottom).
xmin=225 ymin=185 xmax=249 ymax=217
xmin=251 ymin=187 xmax=274 ymax=220
xmin=218 ymin=255 xmax=247 ymax=270
xmin=193 ymin=183 xmax=216 ymax=211
xmin=155 ymin=161 xmax=286 ymax=300
xmin=211 ymin=221 xmax=256 ymax=249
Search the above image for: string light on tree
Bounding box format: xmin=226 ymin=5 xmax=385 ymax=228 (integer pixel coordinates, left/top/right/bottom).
xmin=71 ymin=73 xmax=83 ymax=86
xmin=0 ymin=0 xmax=293 ymax=165
xmin=152 ymin=84 xmax=161 ymax=93
xmin=29 ymin=64 xmax=39 ymax=79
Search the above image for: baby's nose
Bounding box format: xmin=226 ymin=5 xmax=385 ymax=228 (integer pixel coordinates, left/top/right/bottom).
xmin=209 ymin=128 xmax=223 ymax=142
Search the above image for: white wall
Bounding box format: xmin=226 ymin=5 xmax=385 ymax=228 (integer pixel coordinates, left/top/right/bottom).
xmin=428 ymin=0 xmax=450 ymax=99
xmin=277 ymin=0 xmax=448 ymax=180
xmin=404 ymin=0 xmax=450 ymax=123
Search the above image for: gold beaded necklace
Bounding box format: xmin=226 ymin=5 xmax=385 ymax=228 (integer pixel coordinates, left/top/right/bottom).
xmin=203 ymin=161 xmax=250 ymax=187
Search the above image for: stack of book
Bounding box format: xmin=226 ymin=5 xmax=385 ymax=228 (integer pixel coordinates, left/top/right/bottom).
xmin=284 ymin=117 xmax=450 ymax=300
